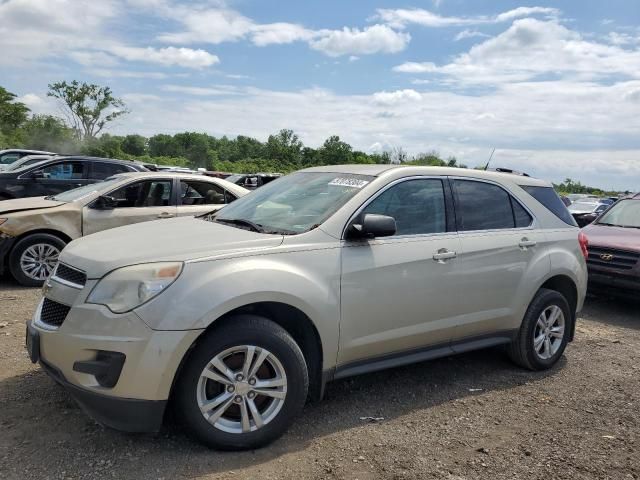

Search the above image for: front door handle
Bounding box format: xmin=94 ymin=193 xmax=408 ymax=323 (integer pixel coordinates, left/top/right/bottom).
xmin=519 ymin=237 xmax=537 ymax=250
xmin=433 ymin=248 xmax=457 ymax=263
xmin=157 ymin=212 xmax=175 ymax=219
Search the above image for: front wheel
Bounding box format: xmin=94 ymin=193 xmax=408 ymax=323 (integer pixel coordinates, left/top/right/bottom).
xmin=508 ymin=288 xmax=571 ymax=370
xmin=175 ymin=315 xmax=309 ymax=450
xmin=9 ymin=233 xmax=66 ymax=287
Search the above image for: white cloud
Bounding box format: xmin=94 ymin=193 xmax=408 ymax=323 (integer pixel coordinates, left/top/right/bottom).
xmin=494 ymin=7 xmax=559 ymax=22
xmin=17 ymin=93 xmax=44 ymax=106
xmin=158 ymin=7 xmax=253 ymax=44
xmin=607 ymin=32 xmax=640 ymax=46
xmin=309 ymin=25 xmax=410 ymax=57
xmin=372 ymin=89 xmax=422 ymax=105
xmin=161 ymin=84 xmax=241 ymax=96
xmin=394 ymin=19 xmax=640 ymax=84
xmin=69 ymin=50 xmax=120 ymax=67
xmin=250 ymin=23 xmax=314 ymax=46
xmin=393 ymin=62 xmax=437 ymax=73
xmin=108 ymin=46 xmax=219 ymax=68
xmin=0 ymin=0 xmax=119 ymax=65
xmin=373 ymin=6 xmax=560 ymax=28
xmin=157 ymin=4 xmax=409 ymax=57
xmin=89 ymin=69 xmax=170 ymax=79
xmin=454 ymin=29 xmax=490 ymax=41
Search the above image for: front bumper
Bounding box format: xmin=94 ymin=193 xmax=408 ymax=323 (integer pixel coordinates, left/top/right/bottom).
xmin=29 ymin=290 xmax=203 ymax=432
xmin=40 ymin=352 xmax=167 ymax=432
xmin=588 ymin=269 xmax=640 ymax=297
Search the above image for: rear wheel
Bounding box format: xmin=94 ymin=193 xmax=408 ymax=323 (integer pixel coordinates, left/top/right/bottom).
xmin=508 ymin=288 xmax=571 ymax=370
xmin=9 ymin=233 xmax=65 ymax=287
xmin=175 ymin=315 xmax=309 ymax=450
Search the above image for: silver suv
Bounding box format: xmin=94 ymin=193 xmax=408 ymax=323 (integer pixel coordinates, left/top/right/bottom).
xmin=26 ymin=165 xmax=588 ymax=450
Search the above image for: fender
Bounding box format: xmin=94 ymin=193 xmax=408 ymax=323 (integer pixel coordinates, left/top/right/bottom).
xmin=135 ymin=247 xmax=342 ymax=371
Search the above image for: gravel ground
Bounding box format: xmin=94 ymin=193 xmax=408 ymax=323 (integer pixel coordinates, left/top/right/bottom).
xmin=0 ymin=278 xmax=638 ymax=480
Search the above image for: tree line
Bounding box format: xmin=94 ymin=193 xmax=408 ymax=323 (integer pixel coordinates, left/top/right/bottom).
xmin=0 ymin=81 xmax=467 ymax=174
xmin=0 ymin=81 xmax=626 ymax=195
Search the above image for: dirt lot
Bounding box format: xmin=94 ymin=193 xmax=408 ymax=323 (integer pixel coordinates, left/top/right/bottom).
xmin=0 ymin=279 xmax=638 ymax=480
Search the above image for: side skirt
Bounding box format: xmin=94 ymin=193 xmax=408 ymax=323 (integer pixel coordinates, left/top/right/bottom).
xmin=328 ymin=331 xmax=517 ymax=383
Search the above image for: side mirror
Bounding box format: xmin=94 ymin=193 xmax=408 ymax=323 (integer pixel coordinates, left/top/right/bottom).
xmin=348 ymin=213 xmax=396 ymax=239
xmin=30 ymin=169 xmax=45 ymax=179
xmin=92 ymin=195 xmax=117 ymax=210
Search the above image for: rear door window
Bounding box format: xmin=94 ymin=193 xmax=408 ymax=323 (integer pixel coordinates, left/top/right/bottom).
xmin=521 ymin=186 xmax=577 ymax=226
xmin=180 ymin=180 xmax=232 ymax=205
xmin=453 ymin=179 xmax=518 ymax=231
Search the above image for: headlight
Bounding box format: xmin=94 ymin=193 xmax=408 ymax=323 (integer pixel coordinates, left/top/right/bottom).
xmin=87 ymin=262 xmax=183 ymax=313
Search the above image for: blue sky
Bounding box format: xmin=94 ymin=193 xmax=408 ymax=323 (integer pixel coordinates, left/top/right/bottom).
xmin=1 ymin=0 xmax=639 ymax=190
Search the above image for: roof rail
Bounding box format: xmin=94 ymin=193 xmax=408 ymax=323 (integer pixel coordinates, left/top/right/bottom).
xmin=490 ymin=167 xmax=530 ymax=177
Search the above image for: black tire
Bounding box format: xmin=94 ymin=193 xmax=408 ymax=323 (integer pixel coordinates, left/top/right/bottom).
xmin=175 ymin=315 xmax=309 ymax=450
xmin=9 ymin=233 xmax=66 ymax=287
xmin=508 ymin=288 xmax=571 ymax=371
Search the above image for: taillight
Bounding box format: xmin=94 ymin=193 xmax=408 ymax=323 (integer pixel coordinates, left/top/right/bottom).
xmin=578 ymin=231 xmax=589 ymax=259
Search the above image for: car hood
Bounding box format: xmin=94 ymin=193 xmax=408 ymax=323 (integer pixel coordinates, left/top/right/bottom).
xmin=61 ymin=216 xmax=285 ymax=279
xmin=0 ymin=196 xmax=65 ymax=214
xmin=582 ymin=223 xmax=640 ymax=252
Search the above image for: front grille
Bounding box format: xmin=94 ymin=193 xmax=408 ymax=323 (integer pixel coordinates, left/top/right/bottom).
xmin=53 ymin=263 xmax=87 ymax=287
xmin=40 ymin=298 xmax=71 ymax=327
xmin=587 ymin=246 xmax=640 ymax=271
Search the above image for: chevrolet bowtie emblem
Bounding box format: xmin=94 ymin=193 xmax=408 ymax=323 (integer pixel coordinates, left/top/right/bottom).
xmin=600 ymin=253 xmax=614 ymax=261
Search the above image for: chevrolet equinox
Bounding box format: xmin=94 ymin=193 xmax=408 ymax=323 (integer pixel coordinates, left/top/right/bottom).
xmin=26 ymin=165 xmax=588 ymax=450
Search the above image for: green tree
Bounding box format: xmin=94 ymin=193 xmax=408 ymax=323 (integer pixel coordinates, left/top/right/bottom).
xmin=121 ymin=134 xmax=147 ymax=156
xmin=265 ymin=129 xmax=303 ymax=166
xmin=21 ymin=115 xmax=76 ymax=152
xmin=47 ymin=80 xmax=128 ymax=140
xmin=148 ymin=134 xmax=179 ymax=157
xmin=0 ymin=86 xmax=29 ymax=135
xmin=318 ymin=135 xmax=353 ymax=165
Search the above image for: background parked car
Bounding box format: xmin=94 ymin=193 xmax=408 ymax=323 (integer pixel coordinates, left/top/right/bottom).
xmin=4 ymin=154 xmax=56 ymax=171
xmin=0 ymin=149 xmax=56 ymax=171
xmin=225 ymin=172 xmax=282 ymax=190
xmin=0 ymin=156 xmax=148 ymax=201
xmin=0 ymin=172 xmax=248 ymax=286
xmin=581 ymin=194 xmax=640 ymax=299
xmin=568 ymin=199 xmax=613 ymax=227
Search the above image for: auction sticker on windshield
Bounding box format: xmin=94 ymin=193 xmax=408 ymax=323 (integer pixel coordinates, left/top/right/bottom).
xmin=328 ymin=178 xmax=369 ymax=188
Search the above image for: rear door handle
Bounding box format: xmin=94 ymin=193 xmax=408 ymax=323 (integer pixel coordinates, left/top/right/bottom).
xmin=519 ymin=237 xmax=537 ymax=249
xmin=433 ymin=248 xmax=457 ymax=263
xmin=157 ymin=212 xmax=175 ymax=219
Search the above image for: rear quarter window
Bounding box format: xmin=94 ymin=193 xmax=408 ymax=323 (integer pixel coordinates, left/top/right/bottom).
xmin=521 ymin=186 xmax=577 ymax=226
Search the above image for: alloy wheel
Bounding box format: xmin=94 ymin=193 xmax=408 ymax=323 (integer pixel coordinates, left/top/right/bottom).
xmin=533 ymin=305 xmax=565 ymax=360
xmin=196 ymin=345 xmax=287 ymax=434
xmin=19 ymin=243 xmax=60 ymax=281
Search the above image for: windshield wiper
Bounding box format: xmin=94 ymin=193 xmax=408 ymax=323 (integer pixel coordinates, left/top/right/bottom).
xmin=215 ymin=218 xmax=265 ymax=233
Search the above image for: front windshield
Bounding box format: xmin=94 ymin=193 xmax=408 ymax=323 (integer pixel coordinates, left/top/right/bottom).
xmin=596 ymin=200 xmax=640 ymax=228
xmin=49 ymin=178 xmax=120 ymax=202
xmin=213 ymin=172 xmax=374 ymax=234
xmin=569 ymin=201 xmax=599 ymax=212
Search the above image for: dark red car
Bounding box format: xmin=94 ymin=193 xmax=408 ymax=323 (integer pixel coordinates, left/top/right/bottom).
xmin=582 ymin=194 xmax=640 ymax=298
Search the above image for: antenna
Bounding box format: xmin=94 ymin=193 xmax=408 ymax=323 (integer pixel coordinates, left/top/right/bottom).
xmin=483 ymin=147 xmax=495 ymax=170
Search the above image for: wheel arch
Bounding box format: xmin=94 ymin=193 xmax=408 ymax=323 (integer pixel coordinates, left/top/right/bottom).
xmin=170 ymin=301 xmax=325 ymax=404
xmin=537 ymin=274 xmax=578 ymax=341
xmin=4 ymin=228 xmax=72 ymax=264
